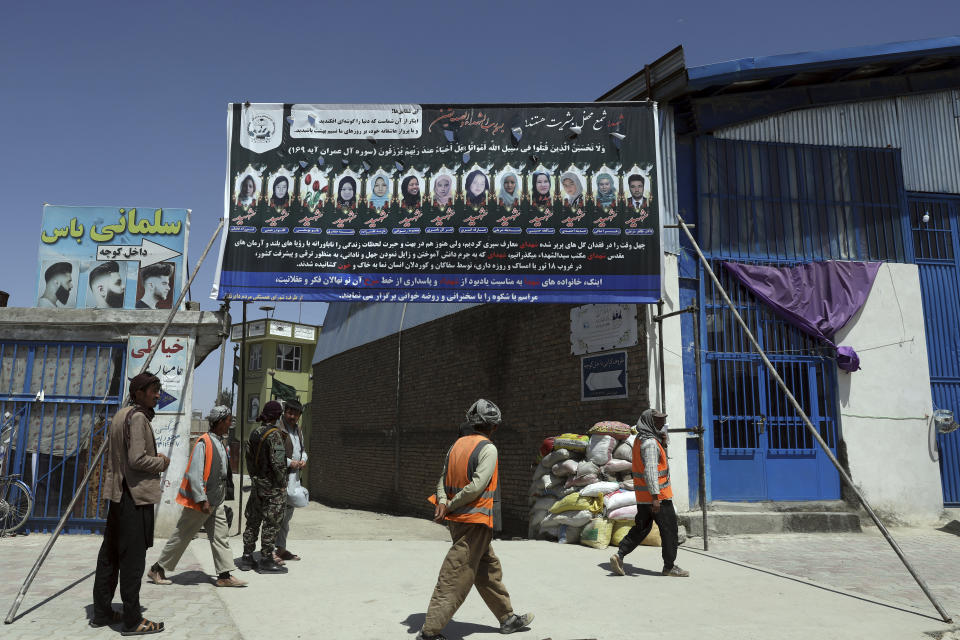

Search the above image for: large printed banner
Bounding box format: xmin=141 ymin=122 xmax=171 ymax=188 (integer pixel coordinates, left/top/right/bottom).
xmin=213 ymin=103 xmax=661 ymax=303
xmin=37 ymin=205 xmax=189 ymax=310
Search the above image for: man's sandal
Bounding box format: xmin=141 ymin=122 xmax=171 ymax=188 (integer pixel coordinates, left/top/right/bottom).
xmin=89 ymin=609 xmax=123 ymax=628
xmin=277 ymin=549 xmax=301 ymax=561
xmin=121 ymin=618 xmax=164 ymax=636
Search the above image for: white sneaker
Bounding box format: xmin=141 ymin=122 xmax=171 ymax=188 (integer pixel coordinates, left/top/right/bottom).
xmin=610 ymin=554 xmax=625 ymax=576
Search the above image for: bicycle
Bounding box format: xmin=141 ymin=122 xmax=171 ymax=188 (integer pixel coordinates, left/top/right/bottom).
xmin=1 ymin=409 xmax=35 ymax=536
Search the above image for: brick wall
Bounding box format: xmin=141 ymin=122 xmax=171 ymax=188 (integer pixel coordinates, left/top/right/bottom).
xmin=308 ymin=303 xmax=648 ymax=536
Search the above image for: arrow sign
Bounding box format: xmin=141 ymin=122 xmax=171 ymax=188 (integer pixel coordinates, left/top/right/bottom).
xmin=96 ymin=239 xmax=181 ymax=268
xmin=585 ymin=370 xmax=625 ymax=391
xmin=156 ymin=390 xmax=177 ymax=411
xmin=581 ymin=351 xmax=628 ymax=400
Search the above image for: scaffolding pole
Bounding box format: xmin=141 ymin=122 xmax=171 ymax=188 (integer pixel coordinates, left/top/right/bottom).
xmin=236 ymin=300 xmax=249 ymax=536
xmin=675 ymin=213 xmax=952 ymax=624
xmin=5 ymin=219 xmax=226 ymax=625
xmin=653 ymin=303 xmax=709 ymax=551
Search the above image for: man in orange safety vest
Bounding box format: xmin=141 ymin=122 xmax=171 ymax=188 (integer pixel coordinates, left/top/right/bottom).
xmin=417 ymin=399 xmax=534 ymax=640
xmin=610 ymin=409 xmax=690 ymax=578
xmin=147 ymin=405 xmax=247 ymax=588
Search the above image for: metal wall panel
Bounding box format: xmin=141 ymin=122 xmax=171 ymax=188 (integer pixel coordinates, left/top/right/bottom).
xmin=909 ymin=194 xmax=960 ymax=505
xmin=658 ymin=104 xmax=680 ymax=254
xmin=715 ymin=90 xmax=960 ymax=194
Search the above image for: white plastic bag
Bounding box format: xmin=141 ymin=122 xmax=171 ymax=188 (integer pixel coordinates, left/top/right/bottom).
xmin=286 ymin=473 xmax=309 ymax=508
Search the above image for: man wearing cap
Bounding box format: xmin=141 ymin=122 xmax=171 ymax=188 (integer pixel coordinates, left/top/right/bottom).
xmin=91 ymin=373 xmax=170 ymax=635
xmin=417 ymin=399 xmax=534 ymax=640
xmin=275 ymin=398 xmax=307 ymax=563
xmin=147 ymin=406 xmax=247 ymax=588
xmin=239 ymin=400 xmax=288 ymax=574
xmin=609 ymin=408 xmax=689 ymax=578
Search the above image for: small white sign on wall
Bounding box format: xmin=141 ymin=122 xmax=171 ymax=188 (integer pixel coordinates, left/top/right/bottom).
xmin=570 ymin=304 xmax=638 ymax=355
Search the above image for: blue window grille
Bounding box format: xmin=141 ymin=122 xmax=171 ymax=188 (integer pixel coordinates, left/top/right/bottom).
xmin=0 ymin=341 xmax=125 ymax=532
xmin=696 ymin=137 xmax=910 ymax=263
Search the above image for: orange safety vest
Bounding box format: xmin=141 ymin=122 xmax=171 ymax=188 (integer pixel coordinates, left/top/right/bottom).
xmin=632 ymin=438 xmax=673 ymax=502
xmin=176 ymin=433 xmax=214 ymax=511
xmin=427 ymin=433 xmax=500 ymax=529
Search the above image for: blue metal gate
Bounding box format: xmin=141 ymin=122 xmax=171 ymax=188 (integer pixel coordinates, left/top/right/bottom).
xmin=909 ymin=194 xmax=960 ymax=506
xmin=692 ymin=137 xmax=911 ymax=502
xmin=701 ymin=261 xmax=842 ymax=501
xmin=0 ymin=341 xmax=125 ymax=532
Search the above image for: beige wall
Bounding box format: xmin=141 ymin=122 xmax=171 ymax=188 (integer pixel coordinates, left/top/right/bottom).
xmin=646 ymin=253 xmax=690 ymax=511
xmin=834 ymin=262 xmax=944 ymax=524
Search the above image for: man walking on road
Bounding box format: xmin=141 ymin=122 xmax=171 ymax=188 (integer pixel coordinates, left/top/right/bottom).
xmin=275 ymin=398 xmax=307 ymax=563
xmin=240 ymin=400 xmax=288 ymax=574
xmin=91 ymin=373 xmax=169 ymax=635
xmin=610 ymin=409 xmax=689 ymax=578
xmin=147 ymin=405 xmax=247 ymax=588
xmin=418 ymin=399 xmax=534 ymax=640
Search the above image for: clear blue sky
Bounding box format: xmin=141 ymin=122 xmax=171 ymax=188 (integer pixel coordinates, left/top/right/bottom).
xmin=2 ymin=1 xmax=957 ymax=410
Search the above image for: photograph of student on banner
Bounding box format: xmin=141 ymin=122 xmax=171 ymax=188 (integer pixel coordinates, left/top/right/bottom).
xmin=337 ymin=176 xmax=358 ymax=209
xmin=368 ymin=175 xmax=391 ymax=209
xmin=497 ymin=172 xmax=519 ymax=209
xmin=594 ymin=172 xmax=618 ymax=208
xmin=464 ymin=169 xmax=489 ymax=207
xmin=530 ymin=171 xmax=553 ymax=208
xmin=560 ymin=171 xmax=584 ymax=208
xmin=237 ymin=175 xmax=258 ymax=209
xmin=431 ymin=173 xmax=454 ymax=207
xmin=269 ymin=176 xmax=290 ymax=212
xmin=401 ymin=175 xmax=421 ymax=208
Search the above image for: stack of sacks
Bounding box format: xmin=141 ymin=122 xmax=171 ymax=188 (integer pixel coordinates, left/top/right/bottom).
xmin=528 ymin=434 xmax=589 ymax=541
xmin=527 ymin=422 xmax=673 ymax=549
xmin=528 ymin=439 xmax=579 ymax=539
xmin=540 ymin=490 xmax=604 ymax=543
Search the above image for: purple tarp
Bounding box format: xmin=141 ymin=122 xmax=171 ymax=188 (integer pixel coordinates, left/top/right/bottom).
xmin=721 ymin=261 xmax=881 ymax=371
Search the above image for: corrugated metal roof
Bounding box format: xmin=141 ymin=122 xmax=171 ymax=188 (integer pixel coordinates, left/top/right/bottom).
xmin=312 ymin=301 xmax=479 ymax=364
xmin=687 ymin=36 xmax=960 ymax=89
xmin=715 ymin=90 xmax=960 ymax=194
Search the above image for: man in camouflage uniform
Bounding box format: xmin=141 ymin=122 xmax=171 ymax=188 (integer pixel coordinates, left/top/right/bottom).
xmin=240 ymin=400 xmax=288 ymax=574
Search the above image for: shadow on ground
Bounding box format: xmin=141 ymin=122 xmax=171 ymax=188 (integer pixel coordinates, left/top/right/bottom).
xmin=401 ymin=612 xmax=500 ymax=637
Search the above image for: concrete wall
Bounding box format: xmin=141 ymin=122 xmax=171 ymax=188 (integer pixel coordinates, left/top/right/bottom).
xmin=833 ymin=263 xmax=944 ymax=524
xmin=645 ymin=253 xmax=690 ymax=511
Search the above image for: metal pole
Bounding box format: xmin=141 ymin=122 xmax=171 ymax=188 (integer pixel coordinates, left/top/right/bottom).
xmin=656 ymin=300 xmax=666 ymax=413
xmin=393 ymin=303 xmax=407 ymax=494
xmin=693 ymin=306 xmax=708 ymax=551
xmin=675 ymin=213 xmax=952 ymax=623
xmin=237 ymin=301 xmax=248 ymax=536
xmin=216 ymin=299 xmax=231 ymax=395
xmin=5 ymin=219 xmax=225 ymax=625
xmin=654 ymin=302 xmax=709 ymax=550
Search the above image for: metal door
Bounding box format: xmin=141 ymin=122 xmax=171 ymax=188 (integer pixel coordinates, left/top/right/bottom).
xmin=702 ymin=262 xmax=842 ymax=501
xmin=0 ymin=341 xmax=125 ymax=532
xmin=909 ymin=195 xmax=960 ymax=505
